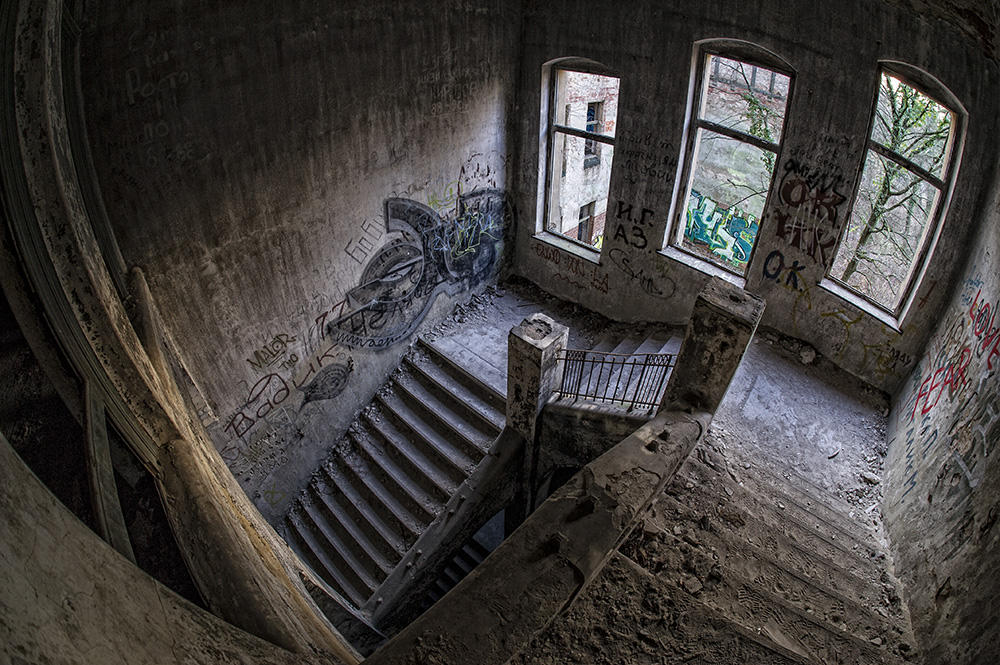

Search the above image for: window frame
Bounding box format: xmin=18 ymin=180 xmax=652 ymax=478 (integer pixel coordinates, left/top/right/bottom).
xmin=537 ymin=59 xmax=619 ymax=256
xmin=821 ymin=62 xmax=965 ymax=325
xmin=664 ymin=40 xmax=794 ymax=281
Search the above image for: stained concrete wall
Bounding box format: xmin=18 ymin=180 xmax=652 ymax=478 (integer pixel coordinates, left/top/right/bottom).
xmin=511 ymin=0 xmax=1000 ymax=396
xmin=884 ymin=146 xmax=1000 ymax=663
xmin=0 ymin=432 xmax=347 ymax=665
xmin=77 ymin=0 xmax=521 ymax=520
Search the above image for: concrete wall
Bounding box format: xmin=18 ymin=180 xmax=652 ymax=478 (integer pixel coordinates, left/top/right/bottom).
xmin=511 ymin=0 xmax=1000 ymax=396
xmin=883 ymin=146 xmax=1000 ymax=663
xmin=77 ymin=0 xmax=521 ymax=520
xmin=0 ymin=432 xmax=345 ymax=665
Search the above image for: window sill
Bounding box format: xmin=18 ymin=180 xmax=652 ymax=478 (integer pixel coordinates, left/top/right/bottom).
xmin=660 ymin=245 xmax=747 ymax=289
xmin=533 ymin=231 xmax=602 ymax=264
xmin=818 ymin=278 xmax=903 ymax=332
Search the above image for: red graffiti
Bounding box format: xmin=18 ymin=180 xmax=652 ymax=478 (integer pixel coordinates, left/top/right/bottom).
xmin=968 ymin=290 xmax=1000 ymax=370
xmin=911 ymin=348 xmax=972 ymax=420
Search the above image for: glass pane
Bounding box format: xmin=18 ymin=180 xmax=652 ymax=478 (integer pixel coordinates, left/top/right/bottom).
xmin=871 ymin=73 xmax=952 ymax=179
xmin=702 ymin=55 xmax=789 ymax=144
xmin=547 ymin=132 xmax=614 ymax=247
xmin=679 ymin=129 xmax=773 ymax=273
xmin=830 ymin=150 xmax=941 ymax=310
xmin=555 ymin=70 xmax=619 ymax=138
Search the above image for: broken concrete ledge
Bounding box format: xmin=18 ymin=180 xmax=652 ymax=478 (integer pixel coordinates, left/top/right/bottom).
xmin=364 ymin=408 xmax=711 ymax=665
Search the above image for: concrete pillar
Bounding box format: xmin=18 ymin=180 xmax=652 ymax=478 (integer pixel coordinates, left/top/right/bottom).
xmin=507 ymin=313 xmax=569 ymax=513
xmin=660 ymin=276 xmax=765 ymax=414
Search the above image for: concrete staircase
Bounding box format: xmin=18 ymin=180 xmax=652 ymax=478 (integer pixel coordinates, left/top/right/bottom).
xmin=281 ymin=337 xmax=506 ymax=609
xmin=617 ymin=439 xmax=918 ymax=664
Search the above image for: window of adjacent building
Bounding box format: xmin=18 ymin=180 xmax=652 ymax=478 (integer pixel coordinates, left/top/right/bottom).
xmin=827 ymin=70 xmax=958 ymax=315
xmin=577 ymin=201 xmax=595 ymax=242
xmin=544 ymin=68 xmax=619 ymax=249
xmin=670 ymin=51 xmax=791 ymax=275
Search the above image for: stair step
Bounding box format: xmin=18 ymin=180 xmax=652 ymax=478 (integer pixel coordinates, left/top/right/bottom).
xmin=721 ymin=450 xmax=881 ymax=549
xmin=417 ymin=338 xmax=507 ymax=415
xmin=674 ymin=454 xmax=883 ymax=572
xmin=652 ymin=494 xmax=890 ymax=614
xmin=609 ymin=336 xmax=643 ymax=355
xmin=755 ymin=458 xmax=877 ymax=534
xmin=318 ymin=461 xmax=412 ymax=560
xmin=510 ymin=552 xmax=811 ymax=665
xmin=300 ymin=493 xmax=386 ymax=593
xmin=376 ymin=391 xmax=475 ymax=480
xmin=286 ymin=508 xmax=371 ymax=607
xmin=623 ymin=528 xmax=911 ymax=661
xmin=339 ymin=439 xmax=437 ymax=531
xmin=363 ymin=407 xmax=460 ymax=498
xmin=352 ymin=425 xmax=449 ymax=510
xmin=283 ymin=516 xmax=357 ymax=605
xmin=420 ymin=336 xmax=507 ymax=399
xmin=404 ymin=353 xmax=505 ymax=433
xmin=392 ymin=371 xmax=494 ymax=457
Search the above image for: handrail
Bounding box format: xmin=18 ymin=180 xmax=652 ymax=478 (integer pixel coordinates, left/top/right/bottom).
xmin=555 ymin=349 xmax=675 ymax=414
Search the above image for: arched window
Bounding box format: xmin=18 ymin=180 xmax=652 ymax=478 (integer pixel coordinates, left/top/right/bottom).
xmin=825 ymin=64 xmax=964 ymax=320
xmin=539 ymin=59 xmax=620 ymax=251
xmin=667 ymin=41 xmax=793 ymax=277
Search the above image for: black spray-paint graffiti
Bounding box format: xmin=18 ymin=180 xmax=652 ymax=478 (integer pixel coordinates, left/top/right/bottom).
xmin=770 ymin=159 xmax=847 ymax=268
xmin=608 ymin=247 xmax=676 ymax=300
xmin=761 ymin=249 xmax=807 ymax=292
xmin=325 ymin=190 xmax=509 ymax=349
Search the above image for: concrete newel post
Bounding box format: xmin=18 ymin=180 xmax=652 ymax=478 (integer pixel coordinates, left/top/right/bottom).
xmin=507 ymin=313 xmax=569 ymax=513
xmin=659 ymin=276 xmax=765 ymax=414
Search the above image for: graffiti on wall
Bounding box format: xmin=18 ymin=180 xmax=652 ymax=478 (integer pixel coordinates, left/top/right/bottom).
xmin=532 ymin=241 xmax=610 ymax=294
xmin=770 ymin=159 xmax=847 ymax=268
xmin=325 ymin=190 xmax=509 ymax=349
xmin=684 ymin=189 xmax=760 ymax=268
xmin=889 ymin=267 xmax=1000 ymax=520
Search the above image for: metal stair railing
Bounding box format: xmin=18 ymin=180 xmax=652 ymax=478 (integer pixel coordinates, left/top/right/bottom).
xmin=554 ymin=349 xmax=675 ymax=414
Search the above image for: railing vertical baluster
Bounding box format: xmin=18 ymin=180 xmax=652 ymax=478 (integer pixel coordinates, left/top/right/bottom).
xmin=552 ymin=349 xmax=677 ymax=411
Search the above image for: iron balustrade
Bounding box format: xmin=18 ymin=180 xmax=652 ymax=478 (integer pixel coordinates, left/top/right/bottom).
xmin=554 ymin=349 xmax=675 ymax=414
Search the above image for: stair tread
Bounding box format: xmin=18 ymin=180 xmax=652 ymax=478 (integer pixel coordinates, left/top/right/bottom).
xmin=352 ymin=427 xmax=448 ymax=512
xmin=308 ymin=482 xmax=397 ymax=579
xmin=364 ymin=407 xmax=460 ymax=497
xmin=340 ymin=439 xmax=437 ymax=530
xmin=392 ymin=372 xmax=494 ymax=456
xmin=404 ymin=353 xmax=506 ymax=433
xmin=284 ymin=517 xmax=357 ymax=604
xmin=719 ymin=450 xmax=880 ymax=547
xmin=624 ymin=528 xmax=911 ymax=661
xmin=652 ymin=494 xmax=893 ymax=614
xmin=420 ymin=336 xmax=507 ymax=400
xmin=286 ymin=509 xmax=370 ymax=607
xmin=377 ymin=391 xmax=476 ymax=479
xmin=318 ymin=462 xmax=412 ymax=558
xmin=417 ymin=337 xmax=507 ymax=411
xmin=676 ymin=454 xmax=882 ymax=566
xmin=511 ymin=552 xmax=812 ymax=665
xmin=298 ymin=498 xmax=384 ymax=595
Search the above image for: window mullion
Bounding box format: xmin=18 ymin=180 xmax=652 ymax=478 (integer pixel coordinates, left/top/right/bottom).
xmin=553 ymin=124 xmax=616 ymax=145
xmin=697 ymin=119 xmax=778 ymax=153
xmin=868 ymin=140 xmax=945 ymax=189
